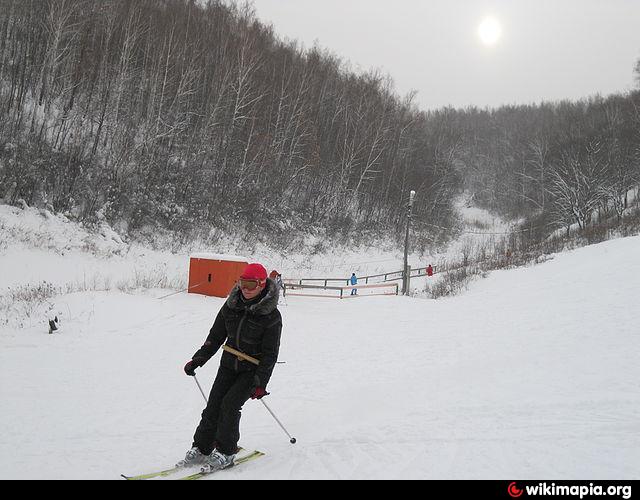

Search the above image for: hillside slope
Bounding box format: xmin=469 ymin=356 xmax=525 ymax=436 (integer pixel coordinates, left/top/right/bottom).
xmin=1 ymin=231 xmax=639 ymax=479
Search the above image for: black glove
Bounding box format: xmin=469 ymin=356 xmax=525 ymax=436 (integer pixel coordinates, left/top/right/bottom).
xmin=183 ymin=357 xmax=205 ymax=376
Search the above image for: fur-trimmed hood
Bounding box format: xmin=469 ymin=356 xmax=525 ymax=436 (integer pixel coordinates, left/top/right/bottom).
xmin=226 ymin=278 xmax=280 ymax=316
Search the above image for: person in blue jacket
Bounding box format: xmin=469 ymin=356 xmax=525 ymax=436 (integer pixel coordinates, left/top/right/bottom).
xmin=350 ymin=273 xmax=358 ymax=295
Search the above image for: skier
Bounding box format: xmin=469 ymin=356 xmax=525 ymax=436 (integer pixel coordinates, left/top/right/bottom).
xmin=350 ymin=272 xmax=358 ymax=295
xmin=426 ymin=264 xmax=433 ymax=277
xmin=269 ymin=269 xmax=286 ymax=297
xmin=178 ymin=263 xmax=282 ymax=473
xmin=276 ymin=273 xmax=285 ymax=296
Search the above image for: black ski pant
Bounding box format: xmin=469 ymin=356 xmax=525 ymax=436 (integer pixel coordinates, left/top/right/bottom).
xmin=192 ymin=366 xmax=254 ymax=456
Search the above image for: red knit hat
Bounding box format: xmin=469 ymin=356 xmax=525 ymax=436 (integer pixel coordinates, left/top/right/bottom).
xmin=240 ymin=263 xmax=267 ymax=280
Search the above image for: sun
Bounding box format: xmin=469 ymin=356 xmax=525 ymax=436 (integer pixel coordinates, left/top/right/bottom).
xmin=478 ymin=16 xmax=502 ymax=46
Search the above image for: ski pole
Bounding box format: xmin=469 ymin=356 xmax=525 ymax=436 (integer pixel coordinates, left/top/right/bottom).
xmin=193 ymin=375 xmax=208 ymax=403
xmin=260 ymin=399 xmax=297 ymax=444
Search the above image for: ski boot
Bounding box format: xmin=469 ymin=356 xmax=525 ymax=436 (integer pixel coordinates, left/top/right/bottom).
xmin=176 ymin=446 xmax=207 ymax=468
xmin=200 ymin=449 xmax=236 ymax=473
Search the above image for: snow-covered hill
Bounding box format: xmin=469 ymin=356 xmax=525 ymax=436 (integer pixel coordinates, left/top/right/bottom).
xmin=0 ymin=197 xmax=512 ymax=328
xmin=1 ymin=208 xmax=639 ymax=478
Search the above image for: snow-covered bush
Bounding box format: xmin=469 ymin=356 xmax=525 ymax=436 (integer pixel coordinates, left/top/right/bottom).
xmin=0 ymin=281 xmax=60 ymax=327
xmin=424 ymin=266 xmax=483 ymax=299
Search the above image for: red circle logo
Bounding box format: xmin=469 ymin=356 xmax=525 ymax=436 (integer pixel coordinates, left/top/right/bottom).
xmin=508 ymin=482 xmax=523 ymax=498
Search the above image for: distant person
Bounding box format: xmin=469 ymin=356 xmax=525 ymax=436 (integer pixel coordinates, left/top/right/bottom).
xmin=270 ymin=270 xmax=286 ymax=296
xmin=178 ymin=263 xmax=282 ymax=473
xmin=350 ymin=272 xmax=358 ymax=295
xmin=426 ymin=264 xmax=433 ymax=277
xmin=276 ymin=273 xmax=285 ymax=296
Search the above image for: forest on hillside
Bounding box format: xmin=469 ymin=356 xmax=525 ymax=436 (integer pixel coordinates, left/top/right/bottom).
xmin=0 ymin=0 xmax=639 ymax=249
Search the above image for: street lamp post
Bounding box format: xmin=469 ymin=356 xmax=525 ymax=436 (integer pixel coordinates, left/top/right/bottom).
xmin=402 ymin=190 xmax=416 ymax=295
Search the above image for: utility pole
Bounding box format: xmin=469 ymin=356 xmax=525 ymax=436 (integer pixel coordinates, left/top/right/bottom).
xmin=402 ymin=190 xmax=416 ymax=295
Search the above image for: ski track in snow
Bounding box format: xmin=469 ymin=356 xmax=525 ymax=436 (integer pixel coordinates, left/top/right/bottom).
xmin=1 ymin=225 xmax=640 ymax=477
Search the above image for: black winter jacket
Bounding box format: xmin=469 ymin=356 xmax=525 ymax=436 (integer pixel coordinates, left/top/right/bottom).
xmin=191 ymin=278 xmax=282 ymax=388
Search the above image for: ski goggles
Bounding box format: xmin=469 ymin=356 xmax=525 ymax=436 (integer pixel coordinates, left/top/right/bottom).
xmin=239 ymin=278 xmax=265 ymax=290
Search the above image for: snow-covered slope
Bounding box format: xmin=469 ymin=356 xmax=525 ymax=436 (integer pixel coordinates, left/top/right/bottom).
xmin=1 ymin=226 xmax=639 ymax=479
xmin=0 ymin=197 xmax=512 ymax=308
xmin=0 ymin=204 xmax=187 ymax=296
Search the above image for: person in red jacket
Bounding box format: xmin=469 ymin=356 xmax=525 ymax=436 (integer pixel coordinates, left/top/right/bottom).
xmin=426 ymin=264 xmax=434 ymax=277
xmin=178 ymin=263 xmax=282 ymax=473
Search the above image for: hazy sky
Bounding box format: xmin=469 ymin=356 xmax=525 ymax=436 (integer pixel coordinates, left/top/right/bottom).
xmin=251 ymin=0 xmax=640 ymax=111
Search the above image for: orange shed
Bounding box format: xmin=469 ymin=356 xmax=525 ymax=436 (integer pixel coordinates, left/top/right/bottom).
xmin=188 ymin=253 xmax=249 ymax=298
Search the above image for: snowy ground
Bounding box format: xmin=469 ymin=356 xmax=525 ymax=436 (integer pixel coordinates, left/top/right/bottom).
xmin=1 ymin=202 xmax=639 ymax=479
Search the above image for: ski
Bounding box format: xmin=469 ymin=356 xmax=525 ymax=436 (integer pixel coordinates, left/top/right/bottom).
xmin=121 ymin=466 xmax=184 ymax=481
xmin=120 ymin=447 xmax=259 ymax=481
xmin=122 ymin=447 xmax=245 ymax=480
xmin=178 ymin=450 xmax=265 ymax=480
